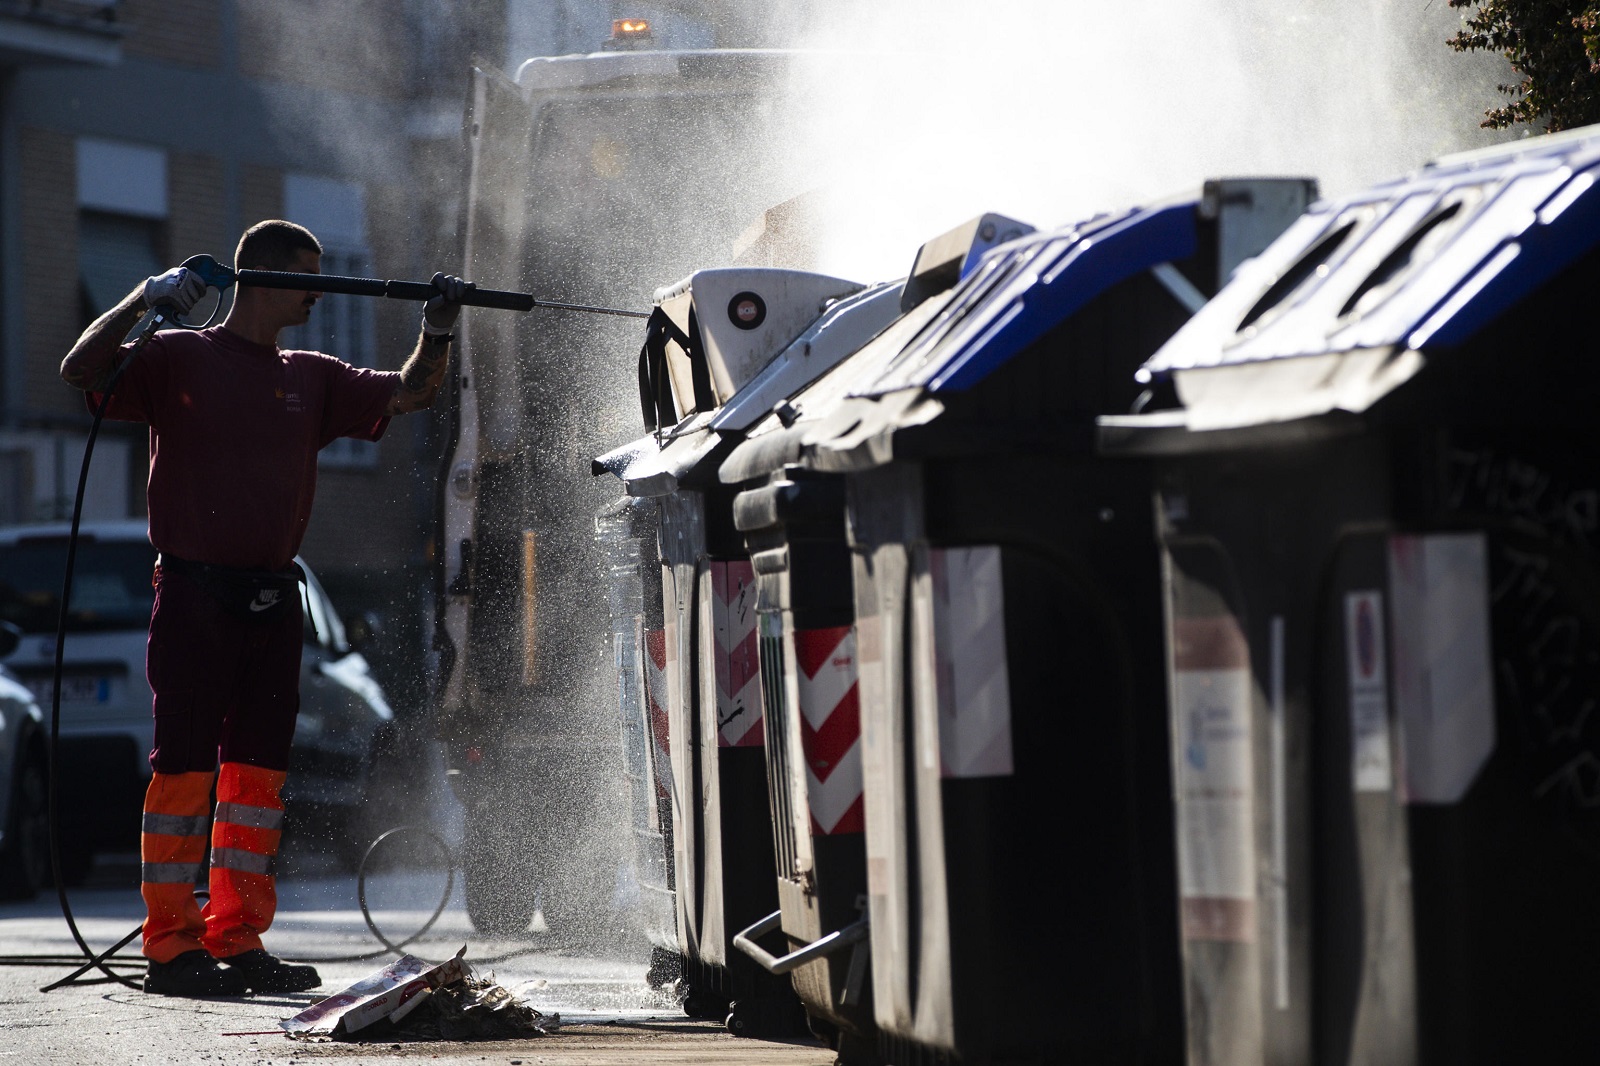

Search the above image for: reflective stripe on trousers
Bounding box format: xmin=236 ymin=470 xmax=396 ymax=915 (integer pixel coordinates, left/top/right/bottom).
xmin=139 ymin=771 xmax=214 ymax=963
xmin=201 ymin=762 xmax=287 ymax=958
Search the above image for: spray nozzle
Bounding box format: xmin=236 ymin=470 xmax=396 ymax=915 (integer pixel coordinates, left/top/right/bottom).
xmin=181 ymin=253 xmax=235 ymax=291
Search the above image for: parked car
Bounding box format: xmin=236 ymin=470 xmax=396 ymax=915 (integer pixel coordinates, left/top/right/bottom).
xmin=0 ymin=622 xmax=47 ymax=900
xmin=0 ymin=521 xmax=395 ymax=881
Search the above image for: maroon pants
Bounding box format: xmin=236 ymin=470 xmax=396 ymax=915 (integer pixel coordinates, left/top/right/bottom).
xmin=146 ymin=567 xmax=303 ymax=774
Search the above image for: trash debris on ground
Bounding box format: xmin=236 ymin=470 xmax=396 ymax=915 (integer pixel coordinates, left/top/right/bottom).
xmin=281 ymin=947 xmax=558 ymax=1042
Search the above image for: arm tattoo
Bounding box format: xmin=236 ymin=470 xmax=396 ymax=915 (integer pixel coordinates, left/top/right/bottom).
xmin=62 ymin=289 xmax=146 ymax=392
xmin=389 ymin=336 xmax=451 ymax=414
xmin=400 ymin=347 xmax=445 ymax=392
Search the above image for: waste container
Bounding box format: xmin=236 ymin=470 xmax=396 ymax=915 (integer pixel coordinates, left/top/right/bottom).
xmin=730 ymin=469 xmax=872 ymax=1050
xmin=718 ymin=215 xmax=1034 ymax=1063
xmin=593 ymin=266 xmax=894 ymax=1034
xmin=1101 ymin=129 xmax=1600 ymax=1064
xmin=594 ymin=496 xmax=679 ymax=986
xmin=723 ymin=180 xmax=1314 ymax=1064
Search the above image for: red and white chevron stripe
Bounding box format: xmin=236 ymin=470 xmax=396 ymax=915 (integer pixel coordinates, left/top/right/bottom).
xmin=796 ymin=625 xmax=863 ymax=835
xmin=711 ymin=560 xmax=764 ymax=747
xmin=644 ymin=628 xmax=673 ymax=805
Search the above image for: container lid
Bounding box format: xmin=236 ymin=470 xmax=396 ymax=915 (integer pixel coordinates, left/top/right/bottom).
xmin=593 ymin=281 xmax=904 ymax=496
xmin=1139 ymin=126 xmax=1600 ymax=407
xmin=707 ymin=280 xmax=905 ymax=434
xmin=653 ymin=267 xmax=864 ymax=418
xmin=716 ymin=288 xmax=962 ymax=483
xmin=719 ymin=198 xmax=1223 ymax=476
xmin=856 ymin=200 xmax=1199 ymax=397
xmin=599 ymin=212 xmax=1038 ymax=491
xmin=591 ymin=413 xmax=722 ymax=498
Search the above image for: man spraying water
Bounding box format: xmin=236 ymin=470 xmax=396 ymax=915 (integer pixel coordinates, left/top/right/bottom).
xmin=59 ymin=220 xmax=469 ymax=997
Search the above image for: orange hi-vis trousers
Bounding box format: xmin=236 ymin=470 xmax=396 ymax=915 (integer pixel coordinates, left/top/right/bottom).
xmin=140 ymin=762 xmax=287 ymax=962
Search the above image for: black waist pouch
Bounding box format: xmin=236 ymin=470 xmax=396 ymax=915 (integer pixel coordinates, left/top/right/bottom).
xmin=158 ymin=553 xmax=304 ymax=623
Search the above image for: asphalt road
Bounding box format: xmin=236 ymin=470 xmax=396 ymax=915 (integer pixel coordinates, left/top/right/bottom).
xmin=0 ymin=853 xmax=832 ymax=1065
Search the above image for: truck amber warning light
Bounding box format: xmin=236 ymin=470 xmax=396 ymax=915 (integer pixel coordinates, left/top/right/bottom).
xmin=612 ymin=19 xmax=651 ymax=36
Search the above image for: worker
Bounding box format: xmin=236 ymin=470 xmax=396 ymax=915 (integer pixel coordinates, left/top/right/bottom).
xmin=60 ymin=220 xmax=469 ymax=998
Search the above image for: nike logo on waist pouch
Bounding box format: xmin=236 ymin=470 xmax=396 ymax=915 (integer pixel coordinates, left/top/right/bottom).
xmin=157 ymin=553 xmax=304 ymax=623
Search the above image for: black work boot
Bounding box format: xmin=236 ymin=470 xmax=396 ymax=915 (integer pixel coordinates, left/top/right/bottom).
xmin=220 ymin=949 xmax=321 ymax=993
xmin=144 ymin=950 xmax=252 ymax=997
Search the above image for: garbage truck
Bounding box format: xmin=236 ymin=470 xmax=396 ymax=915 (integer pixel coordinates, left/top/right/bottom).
xmin=433 ymin=32 xmax=818 ymax=947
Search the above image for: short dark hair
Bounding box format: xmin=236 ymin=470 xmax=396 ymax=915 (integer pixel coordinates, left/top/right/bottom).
xmin=235 ymin=220 xmax=321 ymax=272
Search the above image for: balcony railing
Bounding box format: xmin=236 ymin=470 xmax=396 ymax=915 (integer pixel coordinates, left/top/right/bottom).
xmin=0 ymin=0 xmax=123 ymax=67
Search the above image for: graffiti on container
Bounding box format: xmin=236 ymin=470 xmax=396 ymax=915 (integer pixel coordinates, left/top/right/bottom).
xmin=1447 ymin=446 xmax=1600 ymax=812
xmin=1447 ymin=447 xmax=1600 ymax=547
xmin=1487 ymin=535 xmax=1600 ymax=814
xmin=1533 ymin=751 xmax=1600 ymax=809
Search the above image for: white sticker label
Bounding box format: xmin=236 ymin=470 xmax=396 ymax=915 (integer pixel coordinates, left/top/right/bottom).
xmin=1344 ymin=590 xmax=1393 ymax=793
xmin=1175 ymin=666 xmax=1256 ymax=901
xmin=1171 ymin=613 xmax=1256 ymax=943
xmin=929 ymin=546 xmax=1014 ymax=778
xmin=1388 ymin=534 xmax=1495 ymax=804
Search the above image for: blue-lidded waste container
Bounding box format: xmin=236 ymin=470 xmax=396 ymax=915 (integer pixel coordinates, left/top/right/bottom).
xmin=594 ymin=267 xmax=896 ymax=1035
xmin=724 ymin=180 xmax=1314 ymax=1064
xmin=1102 ymin=128 xmax=1600 ymax=1065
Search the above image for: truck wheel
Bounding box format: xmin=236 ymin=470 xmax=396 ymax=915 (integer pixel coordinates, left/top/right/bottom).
xmin=465 ymin=879 xmax=533 ymax=935
xmin=0 ymin=751 xmax=47 ymax=900
xmin=463 ymin=820 xmax=533 ymax=936
xmin=52 ymin=838 xmax=96 ymax=887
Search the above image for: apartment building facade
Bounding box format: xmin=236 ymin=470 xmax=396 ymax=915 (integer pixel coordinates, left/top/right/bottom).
xmin=0 ymin=0 xmax=759 ymax=707
xmin=0 ymin=0 xmax=751 ymax=546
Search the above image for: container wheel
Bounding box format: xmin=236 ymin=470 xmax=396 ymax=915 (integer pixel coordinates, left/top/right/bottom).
xmin=725 ymin=996 xmax=810 ymax=1039
xmin=682 ymin=989 xmax=728 ymax=1020
xmin=806 ymin=1014 xmax=839 ymax=1044
xmin=835 ymin=1028 xmax=883 ymax=1066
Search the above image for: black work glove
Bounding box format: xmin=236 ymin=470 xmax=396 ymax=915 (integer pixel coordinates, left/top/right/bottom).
xmin=423 ymin=273 xmax=472 ymax=336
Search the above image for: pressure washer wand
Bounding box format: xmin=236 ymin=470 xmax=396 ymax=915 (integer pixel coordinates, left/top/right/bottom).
xmin=239 ymin=270 xmax=648 ymax=318
xmin=183 ymin=255 xmax=649 ymax=318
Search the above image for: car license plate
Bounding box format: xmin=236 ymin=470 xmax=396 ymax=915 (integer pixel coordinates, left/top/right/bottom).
xmin=26 ymin=674 xmax=109 ymax=705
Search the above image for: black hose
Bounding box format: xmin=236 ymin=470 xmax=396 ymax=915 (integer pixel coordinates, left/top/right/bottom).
xmin=42 ymin=315 xmax=166 ymax=992
xmin=284 ymin=824 xmax=456 ymax=965
xmin=38 ymin=924 xmax=145 ymax=992
xmin=20 ymin=815 xmax=548 ymax=982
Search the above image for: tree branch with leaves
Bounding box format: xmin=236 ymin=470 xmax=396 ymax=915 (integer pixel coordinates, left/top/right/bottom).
xmin=1449 ymin=0 xmax=1600 ymax=130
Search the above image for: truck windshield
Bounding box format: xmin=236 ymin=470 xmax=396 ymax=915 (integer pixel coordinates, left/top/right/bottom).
xmin=0 ymin=539 xmax=157 ymax=634
xmin=526 ymin=92 xmax=800 ymax=300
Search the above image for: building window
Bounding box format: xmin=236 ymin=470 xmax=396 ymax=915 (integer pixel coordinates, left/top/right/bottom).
xmin=281 ymin=175 xmax=377 ymax=469
xmin=79 ymin=211 xmax=165 ymax=322
xmin=77 ymin=138 xmax=167 ymax=324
